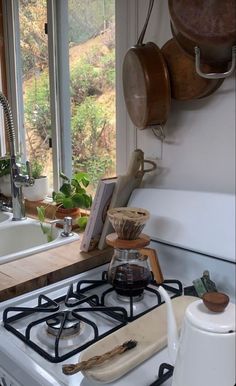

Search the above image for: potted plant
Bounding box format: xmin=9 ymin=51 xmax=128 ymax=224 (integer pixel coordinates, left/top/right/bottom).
xmin=23 ymin=160 xmax=48 ymax=201
xmin=52 ymin=172 xmax=92 ymax=227
xmin=0 ymin=157 xmax=11 ymax=197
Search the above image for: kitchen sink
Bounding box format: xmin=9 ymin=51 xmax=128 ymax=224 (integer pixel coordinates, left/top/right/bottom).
xmin=0 ymin=215 xmax=79 ymax=265
xmin=0 ymin=211 xmax=11 ymax=223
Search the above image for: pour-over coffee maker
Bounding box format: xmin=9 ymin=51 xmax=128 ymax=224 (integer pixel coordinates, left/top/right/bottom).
xmin=106 ymin=207 xmax=163 ymax=302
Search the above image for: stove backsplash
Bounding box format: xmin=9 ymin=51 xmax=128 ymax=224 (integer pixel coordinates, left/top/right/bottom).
xmin=151 ymin=241 xmax=236 ymax=302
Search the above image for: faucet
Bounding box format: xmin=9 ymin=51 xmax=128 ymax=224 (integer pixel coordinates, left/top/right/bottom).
xmin=50 ymin=217 xmax=74 ymax=237
xmin=0 ymin=92 xmax=34 ymax=220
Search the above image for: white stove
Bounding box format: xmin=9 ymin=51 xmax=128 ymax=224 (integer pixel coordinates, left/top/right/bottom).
xmin=0 ymin=262 xmax=182 ymax=386
xmin=0 ymin=189 xmax=235 ymax=386
xmin=0 ymin=245 xmax=235 ymax=386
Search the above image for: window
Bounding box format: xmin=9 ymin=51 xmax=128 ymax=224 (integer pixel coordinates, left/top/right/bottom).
xmin=2 ymin=0 xmax=138 ymax=194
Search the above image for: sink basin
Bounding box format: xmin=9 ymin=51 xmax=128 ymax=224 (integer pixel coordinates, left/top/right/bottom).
xmin=0 ymin=216 xmax=79 ymax=265
xmin=0 ymin=211 xmax=11 ymax=224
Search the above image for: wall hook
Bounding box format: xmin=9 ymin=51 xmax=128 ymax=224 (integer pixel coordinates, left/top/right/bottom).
xmin=152 ymin=125 xmax=165 ymax=142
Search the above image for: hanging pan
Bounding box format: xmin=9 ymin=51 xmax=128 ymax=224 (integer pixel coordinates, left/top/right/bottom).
xmin=168 ymin=0 xmax=236 ymax=79
xmin=161 ymin=38 xmax=225 ymax=100
xmin=123 ymin=0 xmax=171 ymax=130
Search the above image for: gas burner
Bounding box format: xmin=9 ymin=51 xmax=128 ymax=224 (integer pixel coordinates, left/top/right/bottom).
xmin=104 ymin=286 xmax=162 ymax=318
xmin=116 ymin=292 xmax=144 ymax=302
xmin=3 ymin=280 xmax=127 ymax=363
xmin=46 ymin=311 xmax=81 ymax=338
xmin=78 ymin=272 xmax=183 ymax=322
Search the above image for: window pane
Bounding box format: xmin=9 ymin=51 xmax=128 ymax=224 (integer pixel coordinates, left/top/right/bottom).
xmin=68 ymin=0 xmax=116 ymax=195
xmin=19 ymin=0 xmax=53 ymax=190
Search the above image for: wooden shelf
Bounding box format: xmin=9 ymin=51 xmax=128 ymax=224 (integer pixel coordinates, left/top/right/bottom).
xmin=0 ymin=237 xmax=112 ymax=302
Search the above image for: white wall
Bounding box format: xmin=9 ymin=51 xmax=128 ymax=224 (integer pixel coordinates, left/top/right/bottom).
xmin=132 ymin=0 xmax=235 ymax=194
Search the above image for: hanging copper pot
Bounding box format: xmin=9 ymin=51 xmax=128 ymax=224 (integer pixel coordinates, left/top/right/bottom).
xmin=123 ymin=0 xmax=171 ymax=129
xmin=161 ymin=38 xmax=225 ymax=100
xmin=168 ymin=0 xmax=236 ymax=65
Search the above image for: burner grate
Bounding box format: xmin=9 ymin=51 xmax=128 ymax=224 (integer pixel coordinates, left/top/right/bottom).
xmin=76 ymin=271 xmax=183 ymax=321
xmin=3 ymin=271 xmax=183 ymax=363
xmin=3 ymin=284 xmax=128 ymax=363
xmin=150 ymin=363 xmax=174 ymax=385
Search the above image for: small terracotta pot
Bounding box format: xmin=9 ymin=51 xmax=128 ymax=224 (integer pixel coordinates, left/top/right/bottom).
xmin=55 ymin=206 xmax=80 ymax=229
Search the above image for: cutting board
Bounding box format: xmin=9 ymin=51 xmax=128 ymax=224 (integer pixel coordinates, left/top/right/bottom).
xmin=98 ymin=150 xmax=156 ymax=250
xmin=97 ymin=149 xmax=145 ymax=250
xmin=80 ymin=295 xmax=196 ymax=383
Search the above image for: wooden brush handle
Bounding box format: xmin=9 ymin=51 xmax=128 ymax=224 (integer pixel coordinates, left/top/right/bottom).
xmin=62 ymin=340 xmax=137 ymax=375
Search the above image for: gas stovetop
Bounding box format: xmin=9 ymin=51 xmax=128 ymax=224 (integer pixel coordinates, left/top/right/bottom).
xmin=0 ymin=263 xmax=183 ymax=386
xmin=0 ymin=238 xmax=235 ymax=386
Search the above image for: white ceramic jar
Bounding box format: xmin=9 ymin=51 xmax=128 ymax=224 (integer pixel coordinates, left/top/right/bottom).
xmin=0 ymin=174 xmax=11 ymax=197
xmin=23 ymin=176 xmax=48 ymax=201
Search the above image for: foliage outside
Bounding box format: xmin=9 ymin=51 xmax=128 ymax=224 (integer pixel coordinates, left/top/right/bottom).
xmin=20 ymin=0 xmax=116 ymax=195
xmin=30 ymin=159 xmax=45 ymax=179
xmin=0 ymin=158 xmax=10 ymax=178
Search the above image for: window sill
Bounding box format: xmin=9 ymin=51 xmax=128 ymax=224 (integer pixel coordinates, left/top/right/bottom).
xmin=25 ymin=199 xmax=90 ymax=220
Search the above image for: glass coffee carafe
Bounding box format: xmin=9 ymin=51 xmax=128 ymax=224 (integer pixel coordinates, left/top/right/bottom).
xmin=108 ymin=247 xmax=152 ymax=301
xmin=106 ymin=207 xmax=153 ymax=301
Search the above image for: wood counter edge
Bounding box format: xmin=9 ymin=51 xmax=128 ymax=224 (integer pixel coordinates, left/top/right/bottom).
xmin=0 ymin=239 xmax=112 ymax=302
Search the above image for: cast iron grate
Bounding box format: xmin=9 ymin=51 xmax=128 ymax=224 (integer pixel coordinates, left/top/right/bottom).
xmin=3 ymin=285 xmax=128 ymax=363
xmin=150 ymin=363 xmax=174 ymax=385
xmin=3 ymin=271 xmax=182 ymax=362
xmin=76 ymin=271 xmax=183 ymax=321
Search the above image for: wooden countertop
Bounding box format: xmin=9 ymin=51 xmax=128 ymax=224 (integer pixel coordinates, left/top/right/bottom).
xmin=0 ymin=238 xmax=113 ymax=302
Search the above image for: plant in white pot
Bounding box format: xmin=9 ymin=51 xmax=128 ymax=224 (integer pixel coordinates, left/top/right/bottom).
xmin=23 ymin=160 xmax=48 ymax=201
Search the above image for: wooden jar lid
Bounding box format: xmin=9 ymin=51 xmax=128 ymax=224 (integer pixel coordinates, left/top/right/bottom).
xmin=106 ymin=233 xmax=150 ymax=249
xmin=202 ymin=292 xmax=230 ymax=312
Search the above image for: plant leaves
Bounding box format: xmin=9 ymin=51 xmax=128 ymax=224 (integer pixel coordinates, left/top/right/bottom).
xmin=60 ymin=172 xmax=70 ymax=182
xmin=71 ymin=178 xmax=80 ymax=190
xmin=73 ymin=172 xmax=90 ymax=187
xmin=54 ymin=191 xmax=66 ymax=204
xmin=37 ymin=207 xmax=53 ymax=242
xmin=62 ymin=197 xmax=74 ymax=209
xmin=60 ymin=183 xmax=73 ymax=196
xmin=36 ymin=206 xmax=45 ymax=223
xmin=84 ymin=194 xmax=92 ymax=208
xmin=81 ymin=176 xmax=90 ymax=187
xmin=72 ymin=193 xmax=85 ymax=208
xmin=77 ymin=216 xmax=88 ymax=229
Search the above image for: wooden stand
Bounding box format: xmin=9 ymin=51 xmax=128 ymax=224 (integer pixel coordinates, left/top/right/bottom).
xmin=105 ymin=233 xmax=164 ymax=284
xmin=140 ymin=247 xmax=164 ymax=285
xmin=106 ymin=233 xmax=150 ymax=249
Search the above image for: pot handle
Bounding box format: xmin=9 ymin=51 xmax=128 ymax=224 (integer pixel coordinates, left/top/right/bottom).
xmin=137 ymin=0 xmax=155 ymax=46
xmin=195 ymin=46 xmax=236 ymax=79
xmin=152 ymin=125 xmax=165 ymax=141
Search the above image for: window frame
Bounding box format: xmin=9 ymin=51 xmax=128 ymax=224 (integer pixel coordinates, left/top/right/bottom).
xmin=2 ymin=0 xmax=26 ymax=160
xmin=47 ymin=0 xmax=72 ymax=190
xmin=2 ymin=0 xmax=139 ymax=186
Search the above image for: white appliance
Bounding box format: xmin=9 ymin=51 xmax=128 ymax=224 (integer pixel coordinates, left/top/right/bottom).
xmin=0 ymin=189 xmax=235 ymax=386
